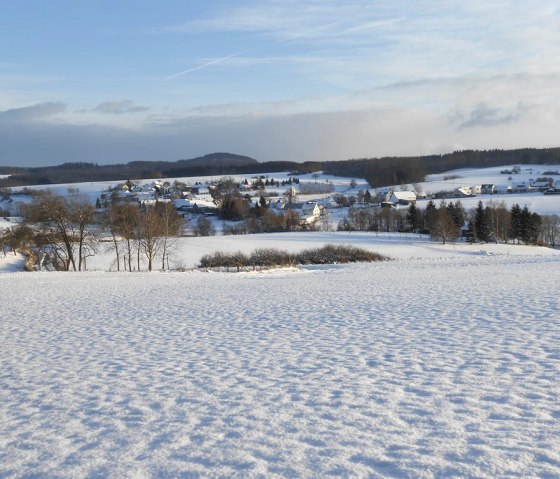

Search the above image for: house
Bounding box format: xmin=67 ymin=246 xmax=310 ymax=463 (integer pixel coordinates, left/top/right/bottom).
xmin=529 ymin=181 xmax=550 ymax=192
xmin=174 ymin=198 xmax=217 ymax=215
xmin=495 ymin=184 xmax=511 ymax=194
xmin=481 ymin=184 xmax=495 ymax=195
xmin=384 ymin=190 xmax=417 ymax=207
xmin=511 ymin=182 xmax=529 ymax=193
xmin=319 ymin=196 xmax=340 ymax=209
xmin=544 ymin=180 xmax=560 ymax=195
xmin=454 ymin=186 xmax=474 ymax=197
xmin=282 ymin=202 xmax=323 ymax=225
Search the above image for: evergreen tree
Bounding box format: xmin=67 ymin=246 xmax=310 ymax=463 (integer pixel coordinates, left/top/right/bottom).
xmin=424 ymin=200 xmax=438 ymax=233
xmin=406 ymin=203 xmax=420 ymax=232
xmin=484 ymin=205 xmax=496 ymax=243
xmin=519 ymin=206 xmax=541 ymax=244
xmin=529 ymin=212 xmax=542 ymax=244
xmin=465 ymin=220 xmax=475 ymax=243
xmin=474 ymin=200 xmax=492 ymax=242
xmin=509 ymin=204 xmax=522 ymax=243
xmin=448 ymin=200 xmax=466 ymax=228
xmin=520 ymin=206 xmax=532 ymax=244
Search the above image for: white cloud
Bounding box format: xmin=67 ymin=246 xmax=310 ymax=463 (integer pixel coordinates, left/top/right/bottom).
xmin=0 ymin=102 xmax=66 ymax=121
xmin=94 ymin=100 xmax=150 ymax=115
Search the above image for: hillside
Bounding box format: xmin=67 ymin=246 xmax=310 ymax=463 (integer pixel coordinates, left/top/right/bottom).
xmin=2 ymin=146 xmax=560 ymax=189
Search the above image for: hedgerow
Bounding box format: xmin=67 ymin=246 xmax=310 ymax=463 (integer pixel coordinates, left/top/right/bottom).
xmin=198 ymin=244 xmax=387 ymax=271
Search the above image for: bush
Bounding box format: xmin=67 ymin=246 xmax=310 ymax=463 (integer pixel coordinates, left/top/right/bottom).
xmin=297 ymin=244 xmax=386 ymax=264
xmin=222 ymin=223 xmax=249 ymax=235
xmin=193 ymin=216 xmax=216 ymax=236
xmin=199 ymin=251 xmax=248 ymax=270
xmin=251 ymin=248 xmax=296 ymax=267
xmin=198 ymin=244 xmax=387 ymax=270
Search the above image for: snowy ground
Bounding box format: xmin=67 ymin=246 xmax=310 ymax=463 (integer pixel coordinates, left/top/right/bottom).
xmin=1 ymin=235 xmax=560 ymax=478
xmin=83 ymin=231 xmax=559 ymax=272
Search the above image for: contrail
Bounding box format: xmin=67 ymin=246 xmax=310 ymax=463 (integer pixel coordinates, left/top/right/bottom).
xmin=165 ymin=46 xmax=259 ymax=79
xmin=165 ymin=22 xmax=338 ymax=80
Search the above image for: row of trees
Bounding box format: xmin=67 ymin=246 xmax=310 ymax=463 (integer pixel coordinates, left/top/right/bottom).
xmin=0 ymin=191 xmax=184 ymax=271
xmin=338 ymin=200 xmax=559 ymax=247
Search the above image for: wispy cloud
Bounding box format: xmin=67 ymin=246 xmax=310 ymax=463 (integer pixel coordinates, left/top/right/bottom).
xmin=453 ymin=102 xmax=525 ymax=129
xmin=0 ymin=101 xmax=66 ymax=121
xmin=94 ymin=100 xmax=150 ymax=114
xmin=165 ymin=20 xmax=338 ymax=79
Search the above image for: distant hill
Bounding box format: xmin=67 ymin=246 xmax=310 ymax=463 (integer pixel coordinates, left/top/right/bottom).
xmin=177 ymin=153 xmax=259 ymax=167
xmin=0 ymin=153 xmax=262 ymax=187
xmin=1 ymin=147 xmax=560 ymax=188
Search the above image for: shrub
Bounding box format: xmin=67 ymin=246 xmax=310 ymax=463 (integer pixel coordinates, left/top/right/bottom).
xmin=297 ymin=244 xmax=386 ymax=264
xmin=250 ymin=248 xmax=296 ymax=267
xmin=222 ymin=223 xmax=249 ymax=235
xmin=198 ymin=244 xmax=387 ymax=270
xmin=199 ymin=251 xmax=248 ymax=270
xmin=193 ymin=216 xmax=216 ymax=236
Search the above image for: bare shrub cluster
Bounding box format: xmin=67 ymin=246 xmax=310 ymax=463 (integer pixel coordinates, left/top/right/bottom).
xmin=296 ymin=244 xmax=386 ymax=264
xmin=199 ymin=245 xmax=387 ymax=271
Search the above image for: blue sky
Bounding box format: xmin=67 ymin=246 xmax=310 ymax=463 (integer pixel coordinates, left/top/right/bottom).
xmin=1 ymin=1 xmax=560 ymax=166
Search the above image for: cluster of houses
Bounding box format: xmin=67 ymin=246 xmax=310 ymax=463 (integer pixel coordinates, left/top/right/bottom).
xmin=96 ymin=173 xmax=560 ymax=228
xmin=436 ymin=179 xmax=560 ymax=199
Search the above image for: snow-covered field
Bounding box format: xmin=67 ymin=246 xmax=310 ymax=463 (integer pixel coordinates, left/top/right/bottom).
xmin=1 ymin=164 xmax=560 ymax=477
xmin=1 ymin=233 xmax=560 ymax=478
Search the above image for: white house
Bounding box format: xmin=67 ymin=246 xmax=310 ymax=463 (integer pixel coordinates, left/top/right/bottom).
xmin=511 ymin=182 xmax=529 ymax=193
xmin=529 ymin=181 xmax=550 ymax=192
xmin=385 ymin=190 xmax=417 ymax=206
xmin=283 ymin=202 xmax=323 ymax=224
xmin=454 ymin=186 xmax=474 ymax=197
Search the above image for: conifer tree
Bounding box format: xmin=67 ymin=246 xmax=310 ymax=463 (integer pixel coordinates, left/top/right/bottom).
xmin=406 ymin=203 xmax=420 ymax=232
xmin=509 ymin=204 xmax=522 ymax=243
xmin=466 ymin=220 xmax=475 ymax=243
xmin=474 ymin=200 xmax=492 ymax=242
xmin=424 ymin=200 xmax=438 ymax=233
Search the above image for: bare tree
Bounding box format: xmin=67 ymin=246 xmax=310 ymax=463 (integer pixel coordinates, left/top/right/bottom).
xmin=111 ymin=203 xmax=141 ymax=272
xmin=540 ymin=214 xmax=560 ymax=248
xmin=137 ymin=206 xmax=169 ymax=272
xmin=431 ymin=201 xmax=459 ymax=244
xmin=21 ymin=192 xmax=97 ymax=271
xmin=193 ymin=216 xmax=216 ymax=236
xmin=101 ymin=204 xmax=123 ymax=271
xmin=155 ymin=202 xmax=184 ymax=270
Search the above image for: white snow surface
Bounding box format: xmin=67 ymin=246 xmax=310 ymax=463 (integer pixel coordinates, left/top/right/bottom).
xmin=86 ymin=231 xmax=559 ymax=272
xmin=1 ymin=245 xmax=560 ymax=478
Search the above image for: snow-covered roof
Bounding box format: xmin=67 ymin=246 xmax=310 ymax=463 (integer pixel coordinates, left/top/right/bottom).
xmin=391 ymin=191 xmax=417 ymax=201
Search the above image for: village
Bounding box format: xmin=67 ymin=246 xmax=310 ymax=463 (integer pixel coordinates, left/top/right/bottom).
xmin=89 ymin=168 xmax=560 ymax=230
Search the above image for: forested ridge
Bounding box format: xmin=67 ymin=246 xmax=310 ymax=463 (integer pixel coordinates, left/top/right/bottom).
xmin=2 ymin=147 xmax=560 ymax=188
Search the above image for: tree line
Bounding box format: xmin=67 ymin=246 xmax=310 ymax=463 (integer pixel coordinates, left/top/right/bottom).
xmin=3 ymin=147 xmax=560 ymax=189
xmin=338 ymin=200 xmax=560 ymax=247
